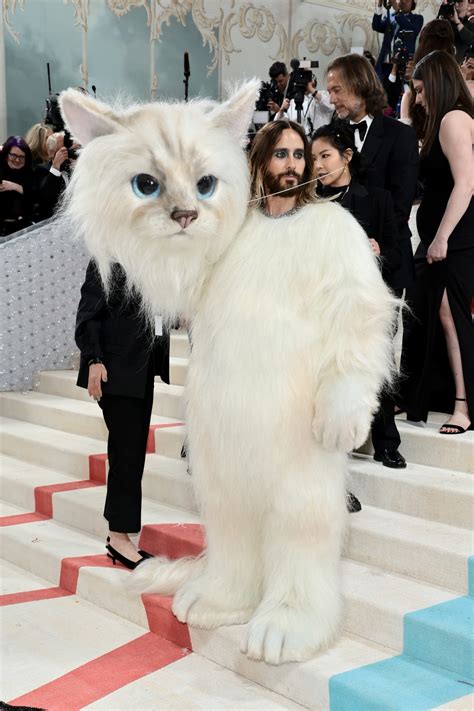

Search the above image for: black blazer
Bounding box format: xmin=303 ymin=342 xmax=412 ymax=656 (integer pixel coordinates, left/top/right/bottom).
xmin=361 ymin=114 xmax=419 ymax=289
xmin=340 ymin=182 xmax=402 ymax=290
xmin=75 ymin=261 xmax=170 ymax=398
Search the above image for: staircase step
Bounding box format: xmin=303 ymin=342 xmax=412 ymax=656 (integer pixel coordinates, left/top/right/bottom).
xmin=360 ymin=419 xmax=474 ymax=474
xmin=0 ymin=391 xmax=180 ymax=440
xmin=0 ymin=416 xmax=104 ymax=478
xmin=170 ymin=330 xmax=191 ymax=359
xmin=347 ymin=505 xmax=471 ymax=593
xmin=0 ymin=501 xmax=458 ymax=654
xmin=404 ymin=595 xmax=474 ymax=680
xmin=169 ymin=356 xmax=188 ymax=386
xmin=37 ymin=371 xmax=185 ymax=421
xmin=350 ymin=454 xmax=474 ymax=529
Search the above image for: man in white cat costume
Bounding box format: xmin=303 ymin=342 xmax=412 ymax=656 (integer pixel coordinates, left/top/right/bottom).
xmin=59 ymin=82 xmax=396 ymax=665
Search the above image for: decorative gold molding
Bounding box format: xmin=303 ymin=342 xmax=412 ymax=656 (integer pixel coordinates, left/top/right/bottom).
xmin=336 ymin=13 xmax=375 ymax=54
xmin=65 ymin=0 xmax=90 ymax=87
xmin=3 ymin=0 xmax=25 ymax=44
xmin=292 ymin=19 xmax=338 ymax=57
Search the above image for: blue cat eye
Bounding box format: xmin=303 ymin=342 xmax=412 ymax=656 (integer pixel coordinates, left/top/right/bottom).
xmin=196 ymin=175 xmax=217 ymax=200
xmin=131 ymin=173 xmax=161 ymax=199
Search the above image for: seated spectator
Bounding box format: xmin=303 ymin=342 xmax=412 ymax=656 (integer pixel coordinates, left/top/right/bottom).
xmin=274 ymin=78 xmax=334 ymax=138
xmin=25 ymin=123 xmax=52 ymax=166
xmin=373 ymin=0 xmax=424 ymax=82
xmin=0 ymin=136 xmax=33 ymax=236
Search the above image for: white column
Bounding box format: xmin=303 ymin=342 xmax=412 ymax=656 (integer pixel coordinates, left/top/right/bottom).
xmin=0 ymin=7 xmax=7 ymax=141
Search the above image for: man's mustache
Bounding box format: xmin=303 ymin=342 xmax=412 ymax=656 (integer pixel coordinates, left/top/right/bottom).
xmin=278 ymin=170 xmax=300 ymax=178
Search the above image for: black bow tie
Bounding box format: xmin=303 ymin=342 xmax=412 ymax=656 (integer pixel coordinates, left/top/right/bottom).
xmin=351 ymin=119 xmax=368 ymax=141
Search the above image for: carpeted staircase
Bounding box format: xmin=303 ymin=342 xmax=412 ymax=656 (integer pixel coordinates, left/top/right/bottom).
xmin=1 ymin=332 xmax=473 ymax=710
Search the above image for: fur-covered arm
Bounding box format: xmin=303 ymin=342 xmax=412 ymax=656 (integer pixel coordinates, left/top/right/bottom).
xmin=305 ymin=203 xmax=397 ymax=452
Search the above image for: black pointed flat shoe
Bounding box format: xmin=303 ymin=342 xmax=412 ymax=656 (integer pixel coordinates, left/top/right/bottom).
xmin=106 ymin=537 xmax=145 ymax=570
xmin=346 ymin=490 xmax=362 ymax=513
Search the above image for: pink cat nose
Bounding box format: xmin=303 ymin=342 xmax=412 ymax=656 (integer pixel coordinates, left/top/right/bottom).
xmin=171 ymin=209 xmax=198 ymax=230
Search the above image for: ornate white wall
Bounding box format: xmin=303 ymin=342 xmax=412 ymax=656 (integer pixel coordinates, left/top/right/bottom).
xmin=3 ymin=0 xmax=439 ymax=136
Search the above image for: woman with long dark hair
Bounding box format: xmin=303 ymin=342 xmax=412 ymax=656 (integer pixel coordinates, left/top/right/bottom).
xmin=312 ymin=121 xmax=405 ymax=472
xmin=0 ymin=136 xmax=34 ymax=236
xmin=400 ymin=50 xmax=473 ymax=433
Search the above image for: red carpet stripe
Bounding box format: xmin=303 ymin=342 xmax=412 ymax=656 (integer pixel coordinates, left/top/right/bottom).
xmin=143 ymin=593 xmax=192 ymax=649
xmin=0 ymin=586 xmax=73 ymax=606
xmin=59 ymin=554 xmax=120 ymax=593
xmin=146 ymin=422 xmax=185 ymax=453
xmin=7 ymin=632 xmax=190 ymax=711
xmin=34 ymin=480 xmax=103 ymax=517
xmin=89 ymin=452 xmax=108 ymax=483
xmin=0 ymin=512 xmax=49 ymax=527
xmin=139 ymin=522 xmax=205 ymax=558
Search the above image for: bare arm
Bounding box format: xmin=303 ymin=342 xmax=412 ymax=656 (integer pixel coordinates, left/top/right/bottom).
xmin=427 ymin=110 xmax=474 ymax=263
xmin=399 ymin=90 xmax=411 ymax=122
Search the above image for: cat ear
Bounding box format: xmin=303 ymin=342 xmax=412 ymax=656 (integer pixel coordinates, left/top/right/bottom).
xmin=59 ymin=88 xmax=121 ymax=146
xmin=210 ymin=79 xmax=261 ymax=141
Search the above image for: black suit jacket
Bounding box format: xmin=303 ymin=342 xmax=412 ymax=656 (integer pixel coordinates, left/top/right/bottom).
xmin=361 ymin=114 xmax=419 ymax=289
xmin=75 ymin=261 xmax=170 ymax=398
xmin=341 ymin=182 xmax=402 ymax=290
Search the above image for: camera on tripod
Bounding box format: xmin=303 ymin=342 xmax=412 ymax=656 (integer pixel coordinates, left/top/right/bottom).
xmin=289 ymin=58 xmax=319 ymax=121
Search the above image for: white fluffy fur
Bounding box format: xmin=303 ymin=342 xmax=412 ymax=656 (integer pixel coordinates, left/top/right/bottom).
xmin=60 ymin=84 xmax=397 ymax=665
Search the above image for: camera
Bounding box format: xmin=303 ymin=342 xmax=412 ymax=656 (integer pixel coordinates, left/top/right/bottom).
xmin=391 ymin=29 xmax=415 ymax=67
xmin=253 ymin=80 xmax=283 ymax=127
xmin=45 ymin=95 xmax=78 ymax=160
xmin=438 ymin=0 xmax=457 ymax=19
xmin=289 ymin=58 xmax=319 ymax=112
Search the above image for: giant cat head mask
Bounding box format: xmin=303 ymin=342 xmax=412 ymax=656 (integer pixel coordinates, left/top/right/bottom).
xmin=59 ymin=81 xmax=259 ymax=319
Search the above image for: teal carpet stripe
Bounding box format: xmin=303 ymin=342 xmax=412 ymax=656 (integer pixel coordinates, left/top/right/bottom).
xmin=404 ymin=596 xmax=474 ymax=679
xmin=329 ymin=558 xmax=474 ymax=710
xmin=329 ymin=654 xmax=473 ymax=711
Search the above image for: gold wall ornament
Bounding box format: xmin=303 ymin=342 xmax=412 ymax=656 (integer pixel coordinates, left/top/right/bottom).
xmin=107 ymin=0 xmax=152 ymax=20
xmin=191 ymin=0 xmax=224 ymax=74
xmin=291 ymin=19 xmax=338 ymax=57
xmin=336 ymin=13 xmax=375 ymax=55
xmin=65 ymin=0 xmax=90 ymax=87
xmin=3 ymin=0 xmax=25 ymax=44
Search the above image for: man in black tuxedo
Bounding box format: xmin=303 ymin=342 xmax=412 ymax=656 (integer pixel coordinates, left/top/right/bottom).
xmin=75 ymin=260 xmax=170 ymax=565
xmin=326 ymin=53 xmax=419 ymax=469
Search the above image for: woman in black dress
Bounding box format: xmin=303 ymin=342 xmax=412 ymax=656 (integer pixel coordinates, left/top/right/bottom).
xmin=0 ymin=136 xmax=34 ymax=236
xmin=311 ymin=122 xmax=404 ymax=512
xmin=403 ymin=50 xmax=473 ymax=433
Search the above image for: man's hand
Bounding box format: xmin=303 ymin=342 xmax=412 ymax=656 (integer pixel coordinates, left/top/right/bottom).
xmin=369 ymin=238 xmax=381 ymax=256
xmin=390 ymin=0 xmax=400 ymax=10
xmin=52 ymin=146 xmax=68 ymax=171
xmin=87 ymin=363 xmax=108 ymax=400
xmin=0 ymin=180 xmax=23 ymax=193
xmin=427 ymin=236 xmax=448 ymax=264
xmin=267 ymin=99 xmax=281 ymax=114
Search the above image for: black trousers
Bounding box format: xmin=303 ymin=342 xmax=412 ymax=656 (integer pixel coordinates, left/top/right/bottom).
xmin=371 ymin=286 xmax=404 ymax=455
xmin=98 ymin=363 xmax=154 ymax=533
xmin=371 ymin=391 xmax=401 ymax=454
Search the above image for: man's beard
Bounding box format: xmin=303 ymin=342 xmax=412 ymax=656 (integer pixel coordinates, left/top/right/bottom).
xmin=264 ymin=171 xmax=305 ymax=199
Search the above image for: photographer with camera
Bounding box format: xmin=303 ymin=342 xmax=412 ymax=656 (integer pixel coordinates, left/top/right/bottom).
xmin=373 ymin=0 xmax=424 ymax=82
xmin=439 ymin=0 xmax=474 ymax=62
xmin=274 ymin=60 xmax=334 ymax=138
xmin=267 ymin=62 xmax=290 ymax=115
xmin=36 ymin=131 xmax=79 ymax=219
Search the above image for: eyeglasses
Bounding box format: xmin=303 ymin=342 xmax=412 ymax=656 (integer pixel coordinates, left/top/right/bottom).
xmin=8 ymin=152 xmax=26 ymax=163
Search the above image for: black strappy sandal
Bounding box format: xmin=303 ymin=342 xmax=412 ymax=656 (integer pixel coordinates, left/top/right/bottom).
xmin=439 ymin=398 xmax=473 ymax=435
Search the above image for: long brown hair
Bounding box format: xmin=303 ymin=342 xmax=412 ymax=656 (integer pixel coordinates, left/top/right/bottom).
xmin=412 ymin=50 xmax=474 ymax=155
xmin=326 ymin=54 xmax=387 ymax=116
xmin=409 ymin=21 xmax=456 ymax=140
xmin=248 ymin=120 xmax=315 ymax=207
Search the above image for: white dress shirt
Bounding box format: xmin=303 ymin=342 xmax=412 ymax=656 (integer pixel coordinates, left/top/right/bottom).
xmin=350 ymin=114 xmax=374 ymax=151
xmin=275 ymin=91 xmax=334 ymax=138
